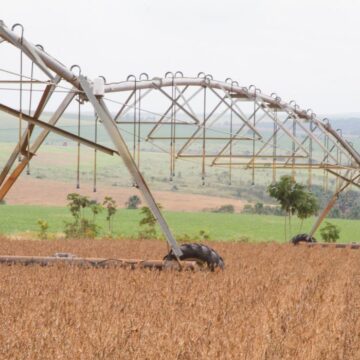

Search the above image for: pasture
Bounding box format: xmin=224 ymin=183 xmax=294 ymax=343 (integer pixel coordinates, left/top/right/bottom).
xmin=0 ymin=205 xmax=358 ymax=243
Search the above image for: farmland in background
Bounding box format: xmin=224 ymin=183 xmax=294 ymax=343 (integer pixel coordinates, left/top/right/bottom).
xmin=0 ymin=140 xmax=327 ymax=202
xmin=1 ymin=112 xmax=360 ymax=242
xmin=1 ymin=111 xmax=357 ymax=203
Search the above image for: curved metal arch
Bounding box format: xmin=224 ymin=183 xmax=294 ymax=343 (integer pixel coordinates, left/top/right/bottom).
xmin=103 ymin=75 xmax=358 ymax=169
xmin=102 ymin=76 xmax=344 ymax=140
xmin=0 ymin=19 xmax=356 ymax=162
xmin=0 ymin=19 xmax=356 ymax=166
xmin=1 ymin=19 xmax=360 ymax=251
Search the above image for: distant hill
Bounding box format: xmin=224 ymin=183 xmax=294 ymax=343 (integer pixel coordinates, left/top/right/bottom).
xmin=1 ymin=111 xmax=359 ymax=140
xmin=327 ymin=117 xmax=360 ymax=135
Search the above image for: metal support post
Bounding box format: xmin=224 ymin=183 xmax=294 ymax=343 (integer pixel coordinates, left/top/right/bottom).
xmin=79 ymin=76 xmax=182 ymax=258
xmin=308 ymin=171 xmax=360 ymax=237
xmin=0 ymin=91 xmax=113 ymax=201
xmin=0 ymin=80 xmax=59 ymax=186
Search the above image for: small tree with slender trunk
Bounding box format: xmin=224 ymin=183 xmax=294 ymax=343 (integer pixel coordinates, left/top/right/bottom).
xmin=296 ymin=192 xmax=319 ymax=231
xmin=268 ymin=175 xmax=318 ymax=240
xmin=103 ymin=196 xmax=117 ymax=233
xmin=64 ymin=193 xmax=100 ymax=239
xmin=139 ymin=204 xmax=162 ymax=239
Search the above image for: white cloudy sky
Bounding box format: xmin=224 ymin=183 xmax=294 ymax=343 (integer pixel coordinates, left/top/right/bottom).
xmin=3 ymin=0 xmax=360 ymax=114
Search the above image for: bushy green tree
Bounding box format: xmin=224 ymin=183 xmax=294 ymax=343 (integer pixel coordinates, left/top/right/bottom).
xmin=64 ymin=193 xmax=100 ymax=239
xmin=268 ymin=176 xmax=318 ymax=240
xmin=138 ymin=204 xmax=162 ymax=239
xmin=126 ymin=195 xmax=141 ymax=209
xmin=296 ymin=191 xmax=319 ymax=231
xmin=90 ymin=201 xmax=103 ymax=221
xmin=320 ymin=222 xmax=340 ymax=243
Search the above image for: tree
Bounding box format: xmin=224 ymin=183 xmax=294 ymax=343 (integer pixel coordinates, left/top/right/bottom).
xmin=268 ymin=176 xmax=318 ymax=240
xmin=296 ymin=192 xmax=319 ymax=231
xmin=64 ymin=193 xmax=100 ymax=239
xmin=89 ymin=200 xmax=103 ymax=221
xmin=139 ymin=204 xmax=162 ymax=239
xmin=103 ymin=196 xmax=117 ymax=233
xmin=37 ymin=219 xmax=49 ymax=240
xmin=320 ymin=222 xmax=340 ymax=243
xmin=66 ymin=193 xmax=90 ymax=222
xmin=254 ymin=202 xmax=264 ymax=214
xmin=126 ymin=195 xmax=141 ymax=209
xmin=268 ymin=176 xmax=300 ymax=240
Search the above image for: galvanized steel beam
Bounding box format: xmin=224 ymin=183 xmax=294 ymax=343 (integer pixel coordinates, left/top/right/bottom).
xmin=79 ymin=75 xmax=182 ymax=258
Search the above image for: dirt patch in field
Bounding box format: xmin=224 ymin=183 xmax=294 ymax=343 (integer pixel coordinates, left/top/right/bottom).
xmin=0 ymin=238 xmax=359 ymax=359
xmin=5 ymin=177 xmax=245 ymax=212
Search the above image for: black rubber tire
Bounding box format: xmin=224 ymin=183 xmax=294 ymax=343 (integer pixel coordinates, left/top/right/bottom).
xmin=291 ymin=233 xmax=316 ymax=245
xmin=164 ymin=243 xmax=224 ymax=271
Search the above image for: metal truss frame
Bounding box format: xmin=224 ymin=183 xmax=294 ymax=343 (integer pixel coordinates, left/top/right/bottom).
xmin=0 ymin=20 xmax=360 ymax=248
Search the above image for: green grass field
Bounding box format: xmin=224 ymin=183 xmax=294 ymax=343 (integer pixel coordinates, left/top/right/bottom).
xmin=0 ymin=205 xmax=358 ymax=243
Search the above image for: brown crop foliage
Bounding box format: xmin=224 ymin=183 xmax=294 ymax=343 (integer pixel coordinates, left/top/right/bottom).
xmin=0 ymin=237 xmax=359 ymax=359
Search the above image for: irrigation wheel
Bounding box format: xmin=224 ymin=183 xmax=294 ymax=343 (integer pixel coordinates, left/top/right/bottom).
xmin=291 ymin=233 xmax=317 ymax=245
xmin=164 ymin=243 xmax=224 ymax=271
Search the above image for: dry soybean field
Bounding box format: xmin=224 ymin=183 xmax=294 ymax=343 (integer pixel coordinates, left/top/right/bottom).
xmin=0 ymin=238 xmax=359 ymax=359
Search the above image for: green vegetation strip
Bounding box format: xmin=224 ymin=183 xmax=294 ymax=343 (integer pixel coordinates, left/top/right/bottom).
xmin=0 ymin=205 xmax=358 ymax=243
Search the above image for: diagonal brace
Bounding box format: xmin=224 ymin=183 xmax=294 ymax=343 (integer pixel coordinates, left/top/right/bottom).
xmin=79 ymin=75 xmax=182 ymax=258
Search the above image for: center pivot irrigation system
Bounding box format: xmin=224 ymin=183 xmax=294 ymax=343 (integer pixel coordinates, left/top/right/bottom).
xmin=0 ymin=21 xmax=359 ymax=270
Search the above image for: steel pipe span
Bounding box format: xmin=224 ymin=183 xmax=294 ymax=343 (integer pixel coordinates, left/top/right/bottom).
xmin=0 ymin=20 xmax=359 ymax=178
xmin=104 ymin=78 xmax=306 ymax=118
xmin=0 ymin=20 xmax=79 ymax=87
xmin=1 ymin=19 xmax=360 ymax=252
xmin=0 ymin=21 xmax=338 ymax=135
xmin=103 ymin=76 xmax=360 ymax=167
xmin=0 ymin=18 xmax=356 ymax=160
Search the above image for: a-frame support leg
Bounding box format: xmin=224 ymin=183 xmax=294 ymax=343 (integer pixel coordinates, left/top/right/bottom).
xmin=0 ymin=91 xmax=75 ymax=201
xmin=79 ymin=75 xmax=182 ymax=258
xmin=0 ymin=80 xmax=60 ymax=187
xmin=309 ymin=171 xmax=360 ymax=238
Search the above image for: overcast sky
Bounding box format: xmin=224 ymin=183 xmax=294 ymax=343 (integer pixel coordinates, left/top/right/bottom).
xmin=4 ymin=0 xmax=360 ymax=115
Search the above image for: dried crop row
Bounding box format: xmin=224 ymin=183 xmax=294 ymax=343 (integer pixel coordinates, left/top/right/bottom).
xmin=0 ymin=237 xmax=359 ymax=359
